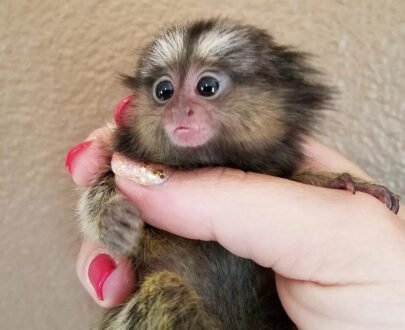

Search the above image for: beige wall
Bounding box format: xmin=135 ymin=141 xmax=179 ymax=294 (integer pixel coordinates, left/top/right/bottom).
xmin=1 ymin=1 xmax=404 ymax=329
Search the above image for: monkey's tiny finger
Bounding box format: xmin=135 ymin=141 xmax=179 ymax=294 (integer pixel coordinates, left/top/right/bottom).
xmin=391 ymin=195 xmax=400 ymax=215
xmin=328 ymin=173 xmax=356 ymax=194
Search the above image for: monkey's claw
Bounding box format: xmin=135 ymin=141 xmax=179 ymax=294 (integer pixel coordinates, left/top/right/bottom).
xmin=328 ymin=173 xmax=400 ymax=214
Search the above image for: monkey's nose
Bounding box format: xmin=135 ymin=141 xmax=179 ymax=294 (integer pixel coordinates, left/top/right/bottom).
xmin=186 ymin=109 xmax=194 ymax=117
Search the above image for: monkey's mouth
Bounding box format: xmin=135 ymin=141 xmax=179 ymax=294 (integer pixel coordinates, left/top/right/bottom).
xmin=168 ymin=125 xmax=214 ymax=148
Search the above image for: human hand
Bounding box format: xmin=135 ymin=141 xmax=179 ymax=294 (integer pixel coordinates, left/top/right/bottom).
xmin=66 ymin=127 xmax=136 ymax=308
xmin=67 ymin=125 xmax=404 ymax=328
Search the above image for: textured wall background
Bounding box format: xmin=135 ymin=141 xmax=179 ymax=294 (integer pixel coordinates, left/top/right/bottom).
xmin=0 ymin=0 xmax=404 ymax=329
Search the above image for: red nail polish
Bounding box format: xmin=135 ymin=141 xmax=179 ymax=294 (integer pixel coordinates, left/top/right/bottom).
xmin=88 ymin=253 xmax=116 ymax=301
xmin=65 ymin=140 xmax=92 ymax=174
xmin=114 ymin=95 xmax=132 ymax=127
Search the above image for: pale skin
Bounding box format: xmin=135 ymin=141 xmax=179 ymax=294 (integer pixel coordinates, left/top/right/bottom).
xmin=70 ymin=127 xmax=405 ymax=330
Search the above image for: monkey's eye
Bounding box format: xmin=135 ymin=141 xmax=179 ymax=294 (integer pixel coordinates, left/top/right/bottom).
xmin=154 ymin=79 xmax=174 ymax=103
xmin=197 ymin=76 xmax=220 ymax=97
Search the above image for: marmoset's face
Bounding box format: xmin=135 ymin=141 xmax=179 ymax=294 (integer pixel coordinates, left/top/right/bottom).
xmin=117 ymin=19 xmax=329 ymax=169
xmin=149 ymin=67 xmax=232 ymax=148
xmin=123 ymin=21 xmax=285 ymax=154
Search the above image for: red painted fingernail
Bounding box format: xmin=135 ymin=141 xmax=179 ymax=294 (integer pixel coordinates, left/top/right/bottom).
xmin=114 ymin=95 xmax=133 ymax=127
xmin=65 ymin=140 xmax=93 ymax=174
xmin=88 ymin=253 xmax=116 ymax=301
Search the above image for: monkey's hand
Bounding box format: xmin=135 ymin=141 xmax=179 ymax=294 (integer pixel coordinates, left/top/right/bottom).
xmin=78 ymin=170 xmax=144 ymax=255
xmin=291 ymin=171 xmax=400 ymax=214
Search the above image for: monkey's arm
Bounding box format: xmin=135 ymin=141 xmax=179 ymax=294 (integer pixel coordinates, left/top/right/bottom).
xmin=77 ymin=170 xmax=144 ymax=254
xmin=291 ymin=171 xmax=400 ymax=214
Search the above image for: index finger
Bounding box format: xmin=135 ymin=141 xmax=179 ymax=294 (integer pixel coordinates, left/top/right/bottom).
xmin=66 ymin=127 xmax=113 ymax=187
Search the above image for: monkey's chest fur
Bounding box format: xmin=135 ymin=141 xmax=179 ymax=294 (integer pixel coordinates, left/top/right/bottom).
xmin=110 ymin=228 xmax=293 ymax=330
xmin=98 ymin=133 xmax=299 ymax=330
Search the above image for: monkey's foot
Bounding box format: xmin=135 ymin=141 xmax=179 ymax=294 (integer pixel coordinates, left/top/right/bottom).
xmin=328 ymin=173 xmax=400 ymax=214
xmin=100 ymin=196 xmax=144 ymax=254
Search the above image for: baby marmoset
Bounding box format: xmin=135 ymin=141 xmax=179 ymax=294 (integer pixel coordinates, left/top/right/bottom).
xmin=78 ymin=19 xmax=399 ymax=329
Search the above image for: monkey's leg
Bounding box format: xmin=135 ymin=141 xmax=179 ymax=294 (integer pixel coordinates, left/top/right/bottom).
xmin=77 ymin=170 xmax=143 ymax=254
xmin=291 ymin=172 xmax=400 ymax=214
xmin=98 ymin=270 xmax=219 ymax=330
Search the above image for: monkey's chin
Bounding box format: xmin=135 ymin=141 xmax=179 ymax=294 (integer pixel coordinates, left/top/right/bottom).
xmin=168 ymin=126 xmax=215 ymax=148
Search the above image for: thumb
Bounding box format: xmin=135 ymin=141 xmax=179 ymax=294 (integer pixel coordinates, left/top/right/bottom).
xmin=111 ymin=153 xmax=403 ymax=284
xmin=112 ymin=152 xmax=244 ymax=242
xmin=112 ymin=152 xmax=292 ymax=265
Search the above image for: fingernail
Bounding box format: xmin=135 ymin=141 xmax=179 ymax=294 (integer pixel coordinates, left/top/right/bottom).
xmin=114 ymin=95 xmax=132 ymax=127
xmin=65 ymin=140 xmax=93 ymax=174
xmin=88 ymin=253 xmax=116 ymax=301
xmin=111 ymin=153 xmax=172 ymax=185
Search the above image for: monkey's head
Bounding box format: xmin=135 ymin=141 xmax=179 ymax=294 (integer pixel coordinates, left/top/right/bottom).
xmin=116 ymin=19 xmax=331 ymax=174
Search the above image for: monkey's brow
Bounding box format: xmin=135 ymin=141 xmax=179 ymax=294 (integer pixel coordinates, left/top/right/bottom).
xmin=141 ymin=66 xmax=172 ymax=83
